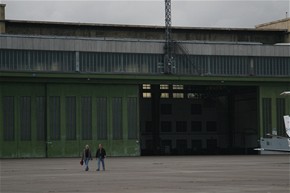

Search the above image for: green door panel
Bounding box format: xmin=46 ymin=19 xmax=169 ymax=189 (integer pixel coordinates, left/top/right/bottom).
xmin=0 ymin=83 xmax=140 ymax=158
xmin=46 ymin=83 xmax=140 ymax=157
xmin=0 ymin=83 xmax=46 ymax=158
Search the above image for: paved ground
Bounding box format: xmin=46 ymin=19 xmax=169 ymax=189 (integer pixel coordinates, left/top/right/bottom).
xmin=0 ymin=155 xmax=289 ymax=193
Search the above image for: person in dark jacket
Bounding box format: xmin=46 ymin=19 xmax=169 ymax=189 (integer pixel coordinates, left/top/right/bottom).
xmin=96 ymin=144 xmax=106 ymax=171
xmin=82 ymin=144 xmax=92 ymax=171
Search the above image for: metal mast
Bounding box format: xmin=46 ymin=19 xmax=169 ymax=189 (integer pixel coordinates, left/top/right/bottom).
xmin=164 ymin=0 xmax=174 ymax=74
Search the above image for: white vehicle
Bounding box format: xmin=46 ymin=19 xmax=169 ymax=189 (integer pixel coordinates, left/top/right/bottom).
xmin=256 ymin=91 xmax=290 ymax=154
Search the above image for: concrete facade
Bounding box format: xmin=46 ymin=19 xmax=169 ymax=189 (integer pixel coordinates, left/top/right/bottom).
xmin=4 ymin=20 xmax=287 ymax=44
xmin=256 ymin=18 xmax=290 ymax=42
xmin=256 ymin=18 xmax=290 ymax=31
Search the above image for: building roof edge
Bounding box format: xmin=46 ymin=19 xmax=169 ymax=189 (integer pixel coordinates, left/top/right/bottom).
xmin=5 ymin=19 xmax=287 ymax=33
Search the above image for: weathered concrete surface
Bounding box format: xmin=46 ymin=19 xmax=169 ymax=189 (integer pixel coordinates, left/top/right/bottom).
xmin=1 ymin=155 xmax=289 ymax=193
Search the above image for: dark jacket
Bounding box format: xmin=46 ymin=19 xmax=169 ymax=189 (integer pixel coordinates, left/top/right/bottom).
xmin=82 ymin=148 xmax=92 ymax=160
xmin=96 ymin=148 xmax=106 ymax=159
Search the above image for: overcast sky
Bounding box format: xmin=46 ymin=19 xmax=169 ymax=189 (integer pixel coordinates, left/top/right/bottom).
xmin=1 ymin=0 xmax=289 ymax=28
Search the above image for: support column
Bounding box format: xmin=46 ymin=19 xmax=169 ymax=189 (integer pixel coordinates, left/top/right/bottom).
xmin=228 ymin=92 xmax=235 ymax=153
xmin=151 ymin=85 xmax=160 ymax=155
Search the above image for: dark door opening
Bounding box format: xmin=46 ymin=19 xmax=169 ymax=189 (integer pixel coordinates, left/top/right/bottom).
xmin=140 ymin=84 xmax=258 ymax=155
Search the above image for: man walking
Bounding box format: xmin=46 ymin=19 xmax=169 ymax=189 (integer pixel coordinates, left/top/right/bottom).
xmin=96 ymin=144 xmax=106 ymax=171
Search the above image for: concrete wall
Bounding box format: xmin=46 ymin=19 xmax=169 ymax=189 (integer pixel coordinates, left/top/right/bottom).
xmin=256 ymin=18 xmax=290 ymax=43
xmin=256 ymin=18 xmax=290 ymax=31
xmin=5 ymin=20 xmax=286 ymax=44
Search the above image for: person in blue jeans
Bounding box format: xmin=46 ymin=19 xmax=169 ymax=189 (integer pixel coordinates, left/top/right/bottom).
xmin=96 ymin=144 xmax=106 ymax=171
xmin=82 ymin=144 xmax=92 ymax=171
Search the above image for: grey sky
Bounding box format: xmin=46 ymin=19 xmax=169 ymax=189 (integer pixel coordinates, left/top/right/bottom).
xmin=1 ymin=0 xmax=290 ymax=28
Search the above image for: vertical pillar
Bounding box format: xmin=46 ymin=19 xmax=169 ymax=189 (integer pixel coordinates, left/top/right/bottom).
xmin=227 ymin=91 xmax=235 ymax=153
xmin=151 ymin=85 xmax=160 ymax=155
xmin=75 ymin=51 xmax=80 ymax=72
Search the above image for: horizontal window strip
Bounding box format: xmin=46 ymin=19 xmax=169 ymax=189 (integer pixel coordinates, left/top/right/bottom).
xmin=0 ymin=49 xmax=289 ymax=76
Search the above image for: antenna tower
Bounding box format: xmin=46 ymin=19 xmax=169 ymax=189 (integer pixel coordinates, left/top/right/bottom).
xmin=164 ymin=0 xmax=174 ymax=74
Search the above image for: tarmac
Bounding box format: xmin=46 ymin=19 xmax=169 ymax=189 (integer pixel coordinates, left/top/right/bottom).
xmin=0 ymin=155 xmax=289 ymax=193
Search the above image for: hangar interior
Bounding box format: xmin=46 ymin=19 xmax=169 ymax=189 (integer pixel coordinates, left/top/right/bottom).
xmin=140 ymin=84 xmax=258 ymax=155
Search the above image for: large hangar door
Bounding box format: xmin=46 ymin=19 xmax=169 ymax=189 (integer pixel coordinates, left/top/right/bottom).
xmin=46 ymin=84 xmax=140 ymax=157
xmin=0 ymin=83 xmax=46 ymax=158
xmin=140 ymin=84 xmax=258 ymax=155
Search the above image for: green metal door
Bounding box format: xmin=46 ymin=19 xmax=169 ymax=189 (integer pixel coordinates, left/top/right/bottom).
xmin=0 ymin=83 xmax=46 ymax=158
xmin=46 ymin=85 xmax=80 ymax=157
xmin=0 ymin=83 xmax=140 ymax=158
xmin=45 ymin=84 xmax=140 ymax=157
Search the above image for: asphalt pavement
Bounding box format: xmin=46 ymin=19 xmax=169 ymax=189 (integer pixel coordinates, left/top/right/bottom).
xmin=1 ymin=155 xmax=289 ymax=193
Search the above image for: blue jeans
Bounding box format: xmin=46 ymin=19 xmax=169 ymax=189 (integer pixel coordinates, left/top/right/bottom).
xmin=97 ymin=158 xmax=105 ymax=171
xmin=84 ymin=158 xmax=90 ymax=171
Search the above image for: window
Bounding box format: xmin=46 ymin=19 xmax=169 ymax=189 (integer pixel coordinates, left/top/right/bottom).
xmin=276 ymin=98 xmax=285 ymax=136
xmin=207 ymin=139 xmax=217 ymax=149
xmin=173 ymin=93 xmax=184 ymax=98
xmin=176 ymin=139 xmax=187 ymax=153
xmin=176 ymin=121 xmax=187 ymax=132
xmin=128 ymin=97 xmax=138 ymax=139
xmin=36 ymin=97 xmax=45 ymax=141
xmin=191 ymin=104 xmax=202 ymax=115
xmin=81 ymin=96 xmax=92 ymax=140
xmin=192 ymin=140 xmax=202 ymax=150
xmin=66 ymin=96 xmax=76 ymax=140
xmin=112 ymin=97 xmax=123 ymax=140
xmin=20 ymin=96 xmax=31 ymax=141
xmin=142 ymin=84 xmax=151 ymax=90
xmin=191 ymin=121 xmax=202 ymax=132
xmin=161 ymin=140 xmax=172 ymax=151
xmin=206 ymin=121 xmax=217 ymax=132
xmin=161 ymin=104 xmax=172 ymax=115
xmin=142 ymin=92 xmax=151 ymax=98
xmin=96 ymin=97 xmax=107 ymax=140
xmin=161 ymin=93 xmax=169 ymax=98
xmin=1 ymin=49 xmax=289 ymax=77
xmin=262 ymin=98 xmax=272 ymax=136
xmin=173 ymin=85 xmax=184 ymax=90
xmin=50 ymin=96 xmax=61 ymax=140
xmin=146 ymin=140 xmax=153 ymax=150
xmin=3 ymin=96 xmax=14 ymax=141
xmin=188 ymin=93 xmax=203 ymax=99
xmin=145 ymin=121 xmax=153 ymax=132
xmin=160 ymin=84 xmax=169 ymax=90
xmin=161 ymin=121 xmax=172 ymax=132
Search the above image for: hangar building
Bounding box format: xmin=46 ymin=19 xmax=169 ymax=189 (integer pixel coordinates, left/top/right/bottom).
xmin=0 ymin=4 xmax=289 ymax=157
